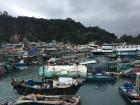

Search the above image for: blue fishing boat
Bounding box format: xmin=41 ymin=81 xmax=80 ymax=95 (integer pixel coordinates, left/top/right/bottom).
xmin=85 ymin=67 xmax=116 ymax=82
xmin=16 ymin=63 xmax=30 ymax=69
xmin=119 ymin=73 xmax=140 ymax=104
xmin=119 ymin=82 xmax=140 ymax=104
xmin=85 ymin=72 xmax=116 ymax=82
xmin=15 ymin=57 xmax=31 ymax=69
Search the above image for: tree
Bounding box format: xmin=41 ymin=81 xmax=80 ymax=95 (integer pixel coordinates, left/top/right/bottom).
xmin=0 ymin=11 xmax=119 ymax=44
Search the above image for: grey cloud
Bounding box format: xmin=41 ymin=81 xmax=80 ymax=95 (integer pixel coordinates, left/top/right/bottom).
xmin=69 ymin=0 xmax=140 ymax=36
xmin=0 ymin=0 xmax=140 ymax=36
xmin=0 ymin=3 xmax=18 ymax=16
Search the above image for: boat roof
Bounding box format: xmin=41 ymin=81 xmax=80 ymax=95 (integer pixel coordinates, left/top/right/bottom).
xmin=136 ymin=72 xmax=140 ymax=76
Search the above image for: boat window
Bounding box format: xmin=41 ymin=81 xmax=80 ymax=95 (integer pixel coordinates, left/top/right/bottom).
xmin=118 ymin=46 xmax=121 ymax=48
xmin=6 ymin=44 xmax=14 ymax=48
xmin=135 ymin=45 xmax=138 ymax=48
xmin=122 ymin=46 xmax=125 ymax=48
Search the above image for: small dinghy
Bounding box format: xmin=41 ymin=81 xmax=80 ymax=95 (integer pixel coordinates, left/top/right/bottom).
xmin=14 ymin=94 xmax=80 ymax=105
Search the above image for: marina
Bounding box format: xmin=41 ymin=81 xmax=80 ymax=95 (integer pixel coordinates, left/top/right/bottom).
xmin=1 ymin=1 xmax=140 ymax=104
xmin=1 ymin=42 xmax=140 ymax=105
xmin=0 ymin=55 xmax=136 ymax=105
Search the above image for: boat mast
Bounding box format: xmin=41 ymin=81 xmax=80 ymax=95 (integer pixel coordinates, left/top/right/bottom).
xmin=42 ymin=59 xmax=45 ymax=82
xmin=136 ymin=73 xmax=140 ymax=92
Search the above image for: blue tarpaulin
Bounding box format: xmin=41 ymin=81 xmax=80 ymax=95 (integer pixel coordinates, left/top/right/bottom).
xmin=95 ymin=67 xmax=107 ymax=73
xmin=28 ymin=47 xmax=39 ymax=57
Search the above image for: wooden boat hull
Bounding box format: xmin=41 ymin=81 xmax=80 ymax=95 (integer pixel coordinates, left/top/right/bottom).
xmin=14 ymin=95 xmax=80 ymax=105
xmin=14 ymin=103 xmax=80 ymax=105
xmin=14 ymin=101 xmax=80 ymax=105
xmin=14 ymin=102 xmax=56 ymax=105
xmin=11 ymin=81 xmax=82 ymax=95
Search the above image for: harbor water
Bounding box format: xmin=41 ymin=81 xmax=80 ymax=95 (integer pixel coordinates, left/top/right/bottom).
xmin=0 ymin=56 xmax=130 ymax=105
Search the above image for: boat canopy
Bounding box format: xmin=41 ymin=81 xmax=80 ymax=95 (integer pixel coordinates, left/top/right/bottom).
xmin=39 ymin=66 xmax=54 ymax=77
xmin=39 ymin=64 xmax=87 ymax=77
xmin=28 ymin=47 xmax=39 ymax=57
xmin=136 ymin=72 xmax=140 ymax=77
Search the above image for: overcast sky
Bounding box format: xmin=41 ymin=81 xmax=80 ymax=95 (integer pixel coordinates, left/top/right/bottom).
xmin=0 ymin=0 xmax=140 ymax=36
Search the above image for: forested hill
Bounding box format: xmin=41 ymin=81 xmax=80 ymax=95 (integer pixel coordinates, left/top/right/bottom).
xmin=0 ymin=12 xmax=117 ymax=44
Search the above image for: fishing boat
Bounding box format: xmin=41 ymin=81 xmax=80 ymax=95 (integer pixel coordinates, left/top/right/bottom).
xmin=15 ymin=57 xmax=31 ymax=69
xmin=85 ymin=72 xmax=116 ymax=82
xmin=11 ymin=77 xmax=83 ymax=95
xmin=119 ymin=73 xmax=140 ymax=104
xmin=15 ymin=62 xmax=30 ymax=69
xmin=119 ymin=82 xmax=140 ymax=104
xmin=14 ymin=94 xmax=80 ymax=105
xmin=85 ymin=67 xmax=116 ymax=82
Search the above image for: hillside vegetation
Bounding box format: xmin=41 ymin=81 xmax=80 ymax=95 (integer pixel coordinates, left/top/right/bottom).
xmin=0 ymin=11 xmax=140 ymax=44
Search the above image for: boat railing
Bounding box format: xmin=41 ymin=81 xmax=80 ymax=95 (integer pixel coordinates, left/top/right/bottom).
xmin=8 ymin=75 xmax=41 ymax=82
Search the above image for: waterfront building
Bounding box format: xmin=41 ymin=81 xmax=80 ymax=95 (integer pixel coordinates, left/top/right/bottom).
xmin=114 ymin=44 xmax=140 ymax=58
